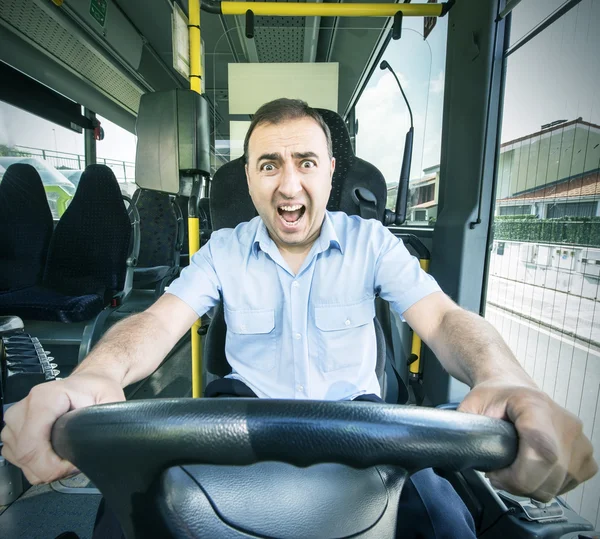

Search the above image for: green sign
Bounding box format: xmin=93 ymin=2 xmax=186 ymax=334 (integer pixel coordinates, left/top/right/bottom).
xmin=90 ymin=0 xmax=107 ymax=28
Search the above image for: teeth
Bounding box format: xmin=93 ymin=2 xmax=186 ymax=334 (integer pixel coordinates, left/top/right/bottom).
xmin=280 ymin=205 xmax=303 ymax=212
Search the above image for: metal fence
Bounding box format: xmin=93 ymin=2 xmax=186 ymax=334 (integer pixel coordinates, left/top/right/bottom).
xmin=13 ymin=145 xmax=136 ymax=184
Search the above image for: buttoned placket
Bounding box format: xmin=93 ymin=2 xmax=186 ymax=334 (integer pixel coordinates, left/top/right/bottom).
xmin=253 ymin=217 xmax=340 ymax=399
xmin=290 ymin=273 xmax=308 ymax=398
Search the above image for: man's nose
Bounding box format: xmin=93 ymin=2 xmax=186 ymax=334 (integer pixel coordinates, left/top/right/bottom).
xmin=278 ymin=165 xmax=303 ymax=198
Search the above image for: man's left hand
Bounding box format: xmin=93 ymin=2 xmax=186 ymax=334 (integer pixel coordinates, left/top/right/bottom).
xmin=458 ymin=380 xmax=597 ymax=502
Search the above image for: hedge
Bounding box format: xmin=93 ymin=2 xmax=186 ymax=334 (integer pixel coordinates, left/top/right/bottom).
xmin=493 ymin=216 xmax=600 ymax=248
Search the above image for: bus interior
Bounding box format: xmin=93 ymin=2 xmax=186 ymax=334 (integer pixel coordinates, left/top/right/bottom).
xmin=0 ymin=0 xmax=599 ymax=537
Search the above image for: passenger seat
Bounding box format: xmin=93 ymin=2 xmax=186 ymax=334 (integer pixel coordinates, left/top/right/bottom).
xmin=131 ymin=188 xmax=183 ymax=297
xmin=0 ymin=163 xmax=53 ymax=292
xmin=0 ymin=164 xmax=134 ymax=325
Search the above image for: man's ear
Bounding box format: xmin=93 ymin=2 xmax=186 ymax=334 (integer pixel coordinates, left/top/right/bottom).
xmin=330 ymin=157 xmax=336 ymax=179
xmin=245 ymin=163 xmax=250 ymax=188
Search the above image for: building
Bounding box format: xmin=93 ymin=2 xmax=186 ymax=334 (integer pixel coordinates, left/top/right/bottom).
xmin=406 ymin=164 xmax=439 ymax=224
xmin=496 ymin=118 xmax=600 ymax=217
xmin=402 ymin=118 xmax=600 ymax=224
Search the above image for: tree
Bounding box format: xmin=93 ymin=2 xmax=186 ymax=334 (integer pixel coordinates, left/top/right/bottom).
xmin=0 ymin=144 xmax=31 ymax=157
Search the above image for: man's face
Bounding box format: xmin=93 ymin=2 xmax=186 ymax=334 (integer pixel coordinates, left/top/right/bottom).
xmin=245 ymin=117 xmax=335 ymax=252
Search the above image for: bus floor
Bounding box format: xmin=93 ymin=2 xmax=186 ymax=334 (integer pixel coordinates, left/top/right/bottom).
xmin=0 ymin=335 xmax=193 ymax=539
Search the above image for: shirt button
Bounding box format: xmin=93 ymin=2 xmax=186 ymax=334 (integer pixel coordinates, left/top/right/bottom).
xmin=241 ymin=324 xmax=247 ymax=331
xmin=294 ymin=333 xmax=302 ymax=340
xmin=292 ymin=281 xmax=299 ymax=288
xmin=345 ymin=319 xmax=351 ymax=326
xmin=297 ymin=385 xmax=304 ymax=392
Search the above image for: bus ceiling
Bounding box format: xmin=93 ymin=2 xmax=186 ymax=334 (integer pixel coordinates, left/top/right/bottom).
xmin=0 ymin=0 xmax=452 ymax=135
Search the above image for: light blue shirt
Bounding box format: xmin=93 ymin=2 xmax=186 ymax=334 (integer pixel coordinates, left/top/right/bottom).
xmin=167 ymin=211 xmax=441 ymax=400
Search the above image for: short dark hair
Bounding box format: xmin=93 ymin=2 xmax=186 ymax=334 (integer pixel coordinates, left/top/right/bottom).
xmin=243 ymin=98 xmax=333 ymax=162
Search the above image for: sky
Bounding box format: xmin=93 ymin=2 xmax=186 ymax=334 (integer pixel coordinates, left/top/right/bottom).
xmin=355 ymin=15 xmax=447 ymax=184
xmin=501 ymin=0 xmax=600 ymax=142
xmin=355 ymin=0 xmax=600 ymax=185
xmin=0 ymin=0 xmax=598 ymax=180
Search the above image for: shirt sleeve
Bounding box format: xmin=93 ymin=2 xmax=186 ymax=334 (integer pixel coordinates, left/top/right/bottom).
xmin=373 ymin=224 xmax=441 ymax=319
xmin=165 ymin=241 xmax=221 ymax=318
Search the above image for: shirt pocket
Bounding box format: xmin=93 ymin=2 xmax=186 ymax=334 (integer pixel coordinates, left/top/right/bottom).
xmin=224 ymin=308 xmax=276 ymax=372
xmin=314 ymin=298 xmax=376 ymax=372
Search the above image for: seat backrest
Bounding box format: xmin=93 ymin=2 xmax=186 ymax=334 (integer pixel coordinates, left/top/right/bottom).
xmin=210 ymin=158 xmax=256 ymax=231
xmin=0 ymin=164 xmax=53 ymax=291
xmin=43 ymin=164 xmax=131 ymax=300
xmin=132 ymin=188 xmax=179 ymax=268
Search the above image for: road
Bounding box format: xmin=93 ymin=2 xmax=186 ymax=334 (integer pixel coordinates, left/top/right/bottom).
xmin=485 ymin=305 xmax=600 ymax=527
xmin=486 ymin=275 xmax=600 ymax=346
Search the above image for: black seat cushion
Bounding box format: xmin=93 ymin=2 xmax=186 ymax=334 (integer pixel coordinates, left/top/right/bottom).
xmin=0 ymin=286 xmax=104 ymax=323
xmin=132 ymin=189 xmax=178 ymax=268
xmin=43 ymin=164 xmax=131 ymax=300
xmin=0 ymin=164 xmax=53 ymax=291
xmin=153 ymin=463 xmax=405 ymax=539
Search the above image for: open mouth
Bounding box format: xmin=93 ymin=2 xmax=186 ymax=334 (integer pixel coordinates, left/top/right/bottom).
xmin=277 ymin=204 xmax=306 ymax=228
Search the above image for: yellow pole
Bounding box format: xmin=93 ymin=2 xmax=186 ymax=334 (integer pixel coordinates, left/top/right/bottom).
xmin=408 ymin=259 xmax=430 ymax=376
xmin=189 ymin=217 xmax=202 ymax=398
xmin=189 ymin=0 xmax=202 ymax=95
xmin=220 ymin=2 xmax=443 ymax=17
xmin=189 ymin=0 xmax=203 ymax=398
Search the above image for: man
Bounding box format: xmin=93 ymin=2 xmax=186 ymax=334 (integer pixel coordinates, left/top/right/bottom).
xmin=1 ymin=99 xmax=597 ymax=538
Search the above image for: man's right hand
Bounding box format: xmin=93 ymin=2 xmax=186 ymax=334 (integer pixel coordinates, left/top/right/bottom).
xmin=1 ymin=372 xmax=125 ymax=484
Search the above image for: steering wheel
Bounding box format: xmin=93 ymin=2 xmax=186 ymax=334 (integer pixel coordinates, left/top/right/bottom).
xmin=52 ymin=399 xmax=517 ymax=538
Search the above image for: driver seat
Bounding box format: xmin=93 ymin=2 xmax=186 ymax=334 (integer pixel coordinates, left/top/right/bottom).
xmin=148 ymin=109 xmax=407 ymax=538
xmin=203 ymin=108 xmax=407 ymax=404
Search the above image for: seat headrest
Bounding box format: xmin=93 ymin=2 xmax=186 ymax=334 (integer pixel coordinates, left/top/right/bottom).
xmin=71 ymin=164 xmax=124 ymax=203
xmin=0 ymin=163 xmax=49 ymax=213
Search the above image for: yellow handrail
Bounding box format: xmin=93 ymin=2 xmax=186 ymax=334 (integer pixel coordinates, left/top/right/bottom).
xmin=220 ymin=2 xmax=444 ymax=17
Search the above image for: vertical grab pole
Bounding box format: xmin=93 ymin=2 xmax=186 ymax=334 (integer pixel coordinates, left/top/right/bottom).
xmin=189 ymin=0 xmax=203 ymax=398
xmin=400 ymin=235 xmax=430 ymax=404
xmin=408 ymin=258 xmax=430 ymax=379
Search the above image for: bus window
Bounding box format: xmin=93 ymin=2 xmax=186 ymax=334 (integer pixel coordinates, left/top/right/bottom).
xmin=354 ymin=16 xmax=447 ymax=227
xmin=0 ymin=100 xmax=83 ymax=219
xmin=96 ymin=115 xmax=137 ymax=197
xmin=486 ymin=0 xmax=600 ymax=526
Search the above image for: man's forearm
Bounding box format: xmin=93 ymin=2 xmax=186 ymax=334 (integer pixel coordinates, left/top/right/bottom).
xmin=73 ymin=311 xmax=178 ymax=387
xmin=429 ymin=308 xmax=536 ymax=389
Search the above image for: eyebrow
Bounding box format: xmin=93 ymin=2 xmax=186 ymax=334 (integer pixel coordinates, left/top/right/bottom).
xmin=256 ymin=151 xmax=320 ymax=165
xmin=257 ymin=153 xmax=282 ymax=164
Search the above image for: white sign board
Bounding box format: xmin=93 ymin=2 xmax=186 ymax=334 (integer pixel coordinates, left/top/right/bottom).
xmin=172 ymin=3 xmax=189 ymax=79
xmin=228 ymin=63 xmax=339 ymax=114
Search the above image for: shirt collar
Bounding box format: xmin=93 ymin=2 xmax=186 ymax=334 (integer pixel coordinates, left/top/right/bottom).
xmin=252 ymin=211 xmax=343 ymax=258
